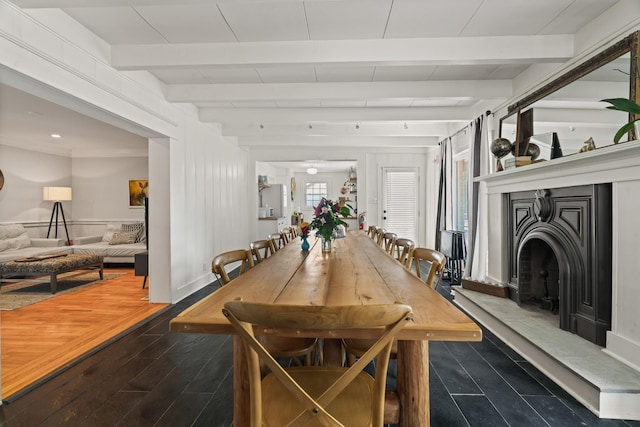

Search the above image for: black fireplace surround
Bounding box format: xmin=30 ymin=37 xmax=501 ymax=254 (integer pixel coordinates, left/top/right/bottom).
xmin=506 ymin=184 xmax=612 ymax=346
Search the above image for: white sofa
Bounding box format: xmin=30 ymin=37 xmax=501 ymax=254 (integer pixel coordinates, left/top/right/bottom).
xmin=0 ymin=224 xmax=71 ymax=263
xmin=72 ymin=222 xmax=147 ymax=263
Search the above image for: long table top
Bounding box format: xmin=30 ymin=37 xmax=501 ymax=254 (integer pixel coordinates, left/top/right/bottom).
xmin=170 ymin=232 xmax=481 ymax=343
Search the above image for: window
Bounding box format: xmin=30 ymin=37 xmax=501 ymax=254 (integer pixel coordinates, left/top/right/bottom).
xmin=305 ymin=182 xmax=327 ymax=207
xmin=454 ymin=158 xmax=469 ymax=233
xmin=451 ymin=131 xmax=469 ymax=235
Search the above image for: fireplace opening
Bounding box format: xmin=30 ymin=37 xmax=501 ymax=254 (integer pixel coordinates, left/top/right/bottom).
xmin=518 ymin=239 xmax=560 ymax=314
xmin=508 ymin=184 xmax=612 ymax=346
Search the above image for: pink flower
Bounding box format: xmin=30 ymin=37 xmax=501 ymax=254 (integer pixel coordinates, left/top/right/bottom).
xmin=314 ymin=198 xmax=326 ymax=216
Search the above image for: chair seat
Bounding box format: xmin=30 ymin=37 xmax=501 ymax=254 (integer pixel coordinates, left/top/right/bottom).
xmin=262 ymin=366 xmax=375 ymax=427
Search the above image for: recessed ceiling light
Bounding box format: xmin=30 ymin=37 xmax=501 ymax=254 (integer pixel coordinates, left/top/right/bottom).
xmin=50 ymin=133 xmax=62 ymax=138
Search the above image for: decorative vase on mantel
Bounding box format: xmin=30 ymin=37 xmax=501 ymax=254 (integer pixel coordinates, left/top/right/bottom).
xmin=321 ymin=237 xmax=332 ymax=253
xmin=301 ymin=236 xmax=310 ymax=251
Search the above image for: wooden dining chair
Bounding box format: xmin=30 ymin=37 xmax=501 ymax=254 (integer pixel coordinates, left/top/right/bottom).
xmin=215 ymin=251 xmax=318 ymax=366
xmin=367 ymin=225 xmax=377 ymax=239
xmin=211 ymin=249 xmax=254 ymax=285
xmin=223 ymin=301 xmax=412 ymax=427
xmin=249 ymin=239 xmax=275 ymax=264
xmin=407 ymin=247 xmax=447 ymax=290
xmin=280 ymin=227 xmax=293 ymax=244
xmin=393 ymin=238 xmax=415 ymax=267
xmin=374 ymin=227 xmax=386 ymax=247
xmin=268 ymin=232 xmax=287 ymax=251
xmin=382 ymin=232 xmax=397 ymax=255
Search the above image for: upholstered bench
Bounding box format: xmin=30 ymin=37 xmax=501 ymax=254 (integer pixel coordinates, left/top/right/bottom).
xmin=0 ymin=253 xmax=103 ymax=294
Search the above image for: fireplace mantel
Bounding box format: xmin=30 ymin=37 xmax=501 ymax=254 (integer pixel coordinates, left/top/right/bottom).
xmin=462 ymin=140 xmax=640 ymax=419
xmin=476 ymin=141 xmax=640 ymax=194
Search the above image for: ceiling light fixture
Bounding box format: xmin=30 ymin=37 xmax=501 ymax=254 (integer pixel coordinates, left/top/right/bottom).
xmin=50 ymin=133 xmax=62 ymax=138
xmin=307 ymin=167 xmax=318 ymax=175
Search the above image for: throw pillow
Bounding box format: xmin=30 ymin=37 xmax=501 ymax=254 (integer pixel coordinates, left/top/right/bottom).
xmin=121 ymin=222 xmax=144 ymax=243
xmin=102 ymin=223 xmax=122 ymax=243
xmin=6 ymin=233 xmax=31 ymax=249
xmin=109 ymin=230 xmax=138 ymax=245
xmin=0 ymin=224 xmax=27 ymax=240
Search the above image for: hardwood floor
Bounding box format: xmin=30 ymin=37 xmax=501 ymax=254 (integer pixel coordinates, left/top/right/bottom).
xmin=1 ymin=267 xmax=168 ymax=400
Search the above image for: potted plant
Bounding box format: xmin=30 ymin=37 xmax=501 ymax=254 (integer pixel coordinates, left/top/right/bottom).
xmin=601 ymin=98 xmax=640 ymax=143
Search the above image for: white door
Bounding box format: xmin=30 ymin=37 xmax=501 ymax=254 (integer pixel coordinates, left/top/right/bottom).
xmin=382 ymin=168 xmax=419 ymax=243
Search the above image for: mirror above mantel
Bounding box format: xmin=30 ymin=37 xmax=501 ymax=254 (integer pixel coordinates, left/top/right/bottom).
xmin=499 ymin=30 xmax=640 ymax=160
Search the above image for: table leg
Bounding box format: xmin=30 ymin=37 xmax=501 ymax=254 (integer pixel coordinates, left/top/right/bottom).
xmin=233 ymin=335 xmax=250 ymax=427
xmin=397 ymin=340 xmax=430 ymax=426
xmin=322 ymin=338 xmax=343 ymax=366
xmin=50 ymin=273 xmax=58 ymax=294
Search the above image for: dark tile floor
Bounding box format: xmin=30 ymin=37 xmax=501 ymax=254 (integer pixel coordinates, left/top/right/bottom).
xmin=1 ymin=276 xmax=639 ymax=426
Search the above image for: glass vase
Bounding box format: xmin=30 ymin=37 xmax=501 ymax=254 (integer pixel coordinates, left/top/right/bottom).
xmin=301 ymin=236 xmax=310 ymax=251
xmin=321 ymin=237 xmax=332 ymax=253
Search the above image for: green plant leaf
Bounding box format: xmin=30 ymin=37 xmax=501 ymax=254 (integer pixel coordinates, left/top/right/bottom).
xmin=613 ymin=120 xmax=639 ymax=143
xmin=602 ymin=98 xmax=640 ymax=115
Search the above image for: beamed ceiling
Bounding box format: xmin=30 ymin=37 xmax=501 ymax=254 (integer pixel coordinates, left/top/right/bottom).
xmin=1 ymin=0 xmax=625 ymax=157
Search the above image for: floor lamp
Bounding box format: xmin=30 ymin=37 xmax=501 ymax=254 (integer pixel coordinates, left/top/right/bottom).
xmin=43 ymin=186 xmax=72 ymax=245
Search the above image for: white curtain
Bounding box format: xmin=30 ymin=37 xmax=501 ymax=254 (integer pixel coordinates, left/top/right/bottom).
xmin=435 ymin=137 xmax=453 ymax=250
xmin=464 ymin=115 xmax=490 ymax=280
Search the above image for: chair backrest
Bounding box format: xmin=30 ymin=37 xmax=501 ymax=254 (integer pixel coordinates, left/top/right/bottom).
xmin=223 ymin=301 xmax=412 ymax=427
xmin=374 ymin=227 xmax=386 ymax=246
xmin=268 ymin=232 xmax=287 ymax=251
xmin=407 ymin=247 xmax=447 ymax=289
xmin=250 ymin=239 xmax=275 ymax=264
xmin=366 ymin=225 xmax=377 ymax=239
xmin=382 ymin=232 xmax=397 ymax=255
xmin=211 ymin=249 xmax=255 ymax=284
xmin=280 ymin=227 xmax=293 ymax=244
xmin=394 ymin=238 xmax=415 ymax=267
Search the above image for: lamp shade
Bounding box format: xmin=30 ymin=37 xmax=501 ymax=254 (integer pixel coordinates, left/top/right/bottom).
xmin=43 ymin=186 xmax=72 ymax=201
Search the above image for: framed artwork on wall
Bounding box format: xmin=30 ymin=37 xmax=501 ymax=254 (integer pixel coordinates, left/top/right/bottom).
xmin=129 ymin=179 xmax=149 ymax=207
xmin=291 ymin=177 xmax=296 ymax=201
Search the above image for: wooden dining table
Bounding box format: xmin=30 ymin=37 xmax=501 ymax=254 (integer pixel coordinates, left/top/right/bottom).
xmin=170 ymin=231 xmax=482 ymax=426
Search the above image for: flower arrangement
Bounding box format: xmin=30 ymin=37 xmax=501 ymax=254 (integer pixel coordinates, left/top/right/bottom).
xmin=310 ymin=198 xmax=351 ymax=241
xmin=299 ymin=221 xmax=310 ymax=239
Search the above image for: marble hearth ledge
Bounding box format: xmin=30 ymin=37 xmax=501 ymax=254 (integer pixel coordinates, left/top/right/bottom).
xmin=454 ymin=287 xmax=640 ymax=420
xmin=476 ymin=140 xmax=640 ymax=193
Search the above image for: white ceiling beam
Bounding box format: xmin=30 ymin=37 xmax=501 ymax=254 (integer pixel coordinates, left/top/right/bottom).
xmin=221 ymin=122 xmax=452 ymax=137
xmin=17 ymin=0 xmax=330 ymax=6
xmin=172 ymin=81 xmax=511 ymax=103
xmin=200 ymin=107 xmax=473 ymax=123
xmin=112 ymin=36 xmax=573 ymax=70
xmin=236 ymin=135 xmax=440 ymax=148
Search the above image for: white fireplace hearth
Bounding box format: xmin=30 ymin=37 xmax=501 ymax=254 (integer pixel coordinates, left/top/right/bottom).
xmin=461 ymin=141 xmax=640 ymax=420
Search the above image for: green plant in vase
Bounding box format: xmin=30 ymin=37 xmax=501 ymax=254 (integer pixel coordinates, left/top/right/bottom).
xmin=601 ymin=98 xmax=640 ymax=143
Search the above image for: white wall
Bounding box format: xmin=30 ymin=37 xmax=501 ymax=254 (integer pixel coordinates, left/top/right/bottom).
xmin=0 ymin=144 xmax=72 ymax=232
xmin=0 ymin=145 xmax=148 ymax=237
